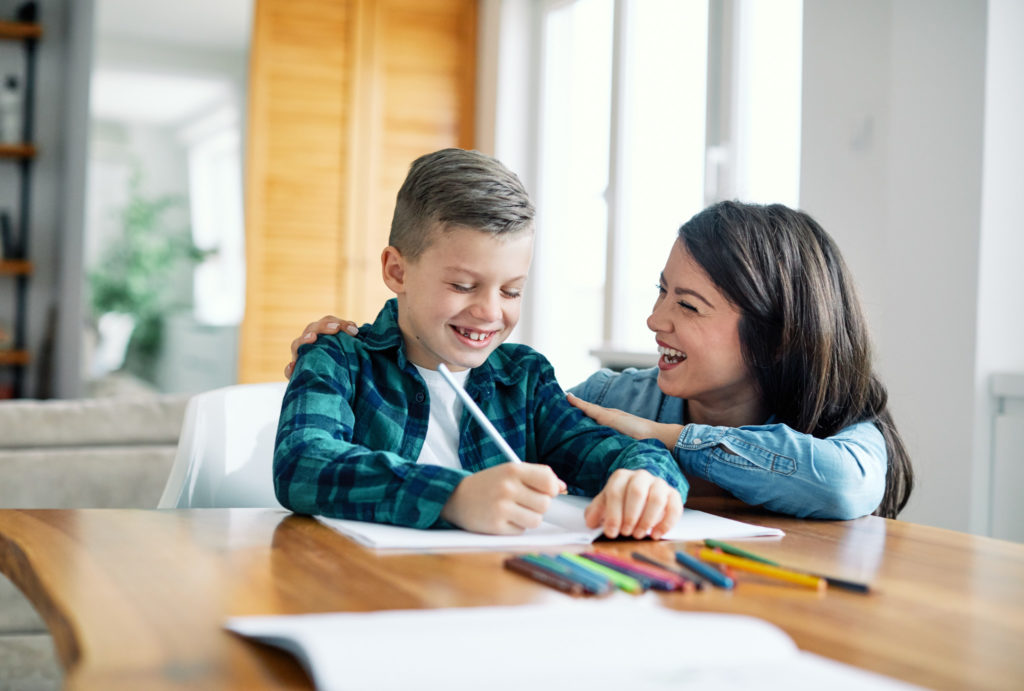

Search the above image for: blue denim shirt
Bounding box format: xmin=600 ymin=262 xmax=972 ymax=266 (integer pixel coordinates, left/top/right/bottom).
xmin=569 ymin=367 xmax=886 ymax=519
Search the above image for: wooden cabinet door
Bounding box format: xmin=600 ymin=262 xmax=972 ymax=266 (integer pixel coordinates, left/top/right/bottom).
xmin=240 ymin=0 xmax=476 ymax=384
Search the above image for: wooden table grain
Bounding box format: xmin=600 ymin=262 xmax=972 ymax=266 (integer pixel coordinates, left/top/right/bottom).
xmin=1 ymin=500 xmax=1022 ymax=690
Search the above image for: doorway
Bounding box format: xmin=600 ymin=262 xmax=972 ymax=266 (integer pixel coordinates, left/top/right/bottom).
xmin=83 ymin=0 xmax=252 ymax=396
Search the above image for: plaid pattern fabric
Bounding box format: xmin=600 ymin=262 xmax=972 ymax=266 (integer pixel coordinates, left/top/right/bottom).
xmin=274 ymin=299 xmax=687 ymax=529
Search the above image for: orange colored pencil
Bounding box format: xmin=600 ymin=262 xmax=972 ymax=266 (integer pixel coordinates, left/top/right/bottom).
xmin=696 ymin=548 xmax=827 ymax=591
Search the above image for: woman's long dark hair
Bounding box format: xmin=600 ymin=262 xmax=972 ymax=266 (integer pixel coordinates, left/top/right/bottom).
xmin=679 ymin=201 xmax=913 ymax=518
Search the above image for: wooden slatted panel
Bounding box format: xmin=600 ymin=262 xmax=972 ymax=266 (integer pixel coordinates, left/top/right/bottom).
xmin=240 ymin=0 xmax=477 ymax=383
xmin=339 ymin=0 xmax=478 ymax=325
xmin=240 ymin=0 xmax=353 ymax=383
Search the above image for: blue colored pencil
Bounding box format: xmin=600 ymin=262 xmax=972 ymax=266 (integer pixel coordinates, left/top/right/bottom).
xmin=523 ymin=554 xmax=612 ymax=595
xmin=675 ymin=549 xmax=735 ymax=589
xmin=550 ymin=554 xmax=615 ymax=594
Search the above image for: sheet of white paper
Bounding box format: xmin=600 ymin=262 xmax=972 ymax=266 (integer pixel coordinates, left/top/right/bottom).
xmin=316 ymin=494 xmax=782 ymax=550
xmin=316 ymin=494 xmax=601 ymax=549
xmin=226 ymin=601 xmax=922 ymax=691
xmin=659 ymin=508 xmax=784 ymax=541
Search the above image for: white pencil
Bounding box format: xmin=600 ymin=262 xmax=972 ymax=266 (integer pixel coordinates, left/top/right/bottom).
xmin=437 ymin=363 xmax=522 ymax=465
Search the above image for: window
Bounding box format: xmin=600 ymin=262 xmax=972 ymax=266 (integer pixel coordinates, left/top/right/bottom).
xmin=526 ymin=0 xmax=802 ymax=386
xmin=180 ymin=105 xmax=245 ymax=327
xmin=530 ymin=0 xmax=614 ymax=388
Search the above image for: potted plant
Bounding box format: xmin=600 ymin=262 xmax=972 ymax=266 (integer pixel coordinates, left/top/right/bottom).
xmin=87 ymin=169 xmax=205 ymax=383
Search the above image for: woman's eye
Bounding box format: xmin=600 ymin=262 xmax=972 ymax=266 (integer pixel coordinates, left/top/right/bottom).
xmin=502 ymin=290 xmax=523 ymax=299
xmin=451 ymin=284 xmax=473 ymax=293
xmin=677 ymin=300 xmax=698 ymax=312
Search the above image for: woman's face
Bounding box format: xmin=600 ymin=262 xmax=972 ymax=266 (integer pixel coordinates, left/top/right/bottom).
xmin=647 ymin=240 xmax=760 ymax=419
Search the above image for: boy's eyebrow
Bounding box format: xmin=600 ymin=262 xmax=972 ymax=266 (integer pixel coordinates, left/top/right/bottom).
xmin=660 ymin=272 xmax=714 ymax=308
xmin=445 ymin=266 xmax=529 ymax=283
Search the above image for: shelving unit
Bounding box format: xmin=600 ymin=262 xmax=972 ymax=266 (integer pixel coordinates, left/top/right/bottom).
xmin=0 ymin=17 xmax=40 ymax=398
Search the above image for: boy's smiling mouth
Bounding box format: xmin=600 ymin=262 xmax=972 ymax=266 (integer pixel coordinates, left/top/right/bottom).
xmin=452 ymin=325 xmax=499 ymax=345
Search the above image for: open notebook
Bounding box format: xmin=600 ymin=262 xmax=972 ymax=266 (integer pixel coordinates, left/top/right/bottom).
xmin=317 ymin=494 xmax=783 ymax=549
xmin=226 ymin=601 xmax=922 ymax=691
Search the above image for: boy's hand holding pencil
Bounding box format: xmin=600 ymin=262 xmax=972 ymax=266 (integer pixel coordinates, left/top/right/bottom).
xmin=440 ymin=463 xmax=566 ymax=535
xmin=436 ymin=363 xmax=681 ymax=539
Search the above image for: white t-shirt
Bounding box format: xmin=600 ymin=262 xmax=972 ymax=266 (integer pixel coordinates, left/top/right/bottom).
xmin=413 ymin=364 xmax=469 ymax=470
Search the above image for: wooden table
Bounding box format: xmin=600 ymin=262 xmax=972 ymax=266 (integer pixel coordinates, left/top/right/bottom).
xmin=1 ymin=500 xmax=1022 ymax=690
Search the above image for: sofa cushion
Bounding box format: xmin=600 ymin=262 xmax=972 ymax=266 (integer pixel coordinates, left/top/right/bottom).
xmin=0 ymin=394 xmax=189 ymax=449
xmin=0 ymin=575 xmax=45 ymax=634
xmin=0 ymin=631 xmax=60 ymax=690
xmin=0 ymin=446 xmax=176 ymax=508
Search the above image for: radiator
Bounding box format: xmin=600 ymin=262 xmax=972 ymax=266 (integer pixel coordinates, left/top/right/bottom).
xmin=991 ymin=373 xmax=1024 ymax=542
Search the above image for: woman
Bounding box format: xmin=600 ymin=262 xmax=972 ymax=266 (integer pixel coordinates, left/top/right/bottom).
xmin=287 ymin=201 xmax=913 ymax=519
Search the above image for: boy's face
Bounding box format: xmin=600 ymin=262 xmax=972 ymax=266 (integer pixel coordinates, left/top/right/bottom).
xmin=383 ymin=224 xmax=534 ymax=372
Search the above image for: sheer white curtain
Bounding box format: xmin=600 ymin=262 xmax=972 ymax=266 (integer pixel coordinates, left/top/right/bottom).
xmin=524 ymin=0 xmax=801 ymax=385
xmin=182 ymin=106 xmax=245 ymax=327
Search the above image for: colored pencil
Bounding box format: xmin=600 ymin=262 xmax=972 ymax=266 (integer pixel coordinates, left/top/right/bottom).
xmin=525 ymin=554 xmax=612 ymax=595
xmin=581 ymin=552 xmax=679 ymax=591
xmin=696 ymin=548 xmax=827 ymax=591
xmin=675 ymin=549 xmax=735 ymax=589
xmin=560 ymin=553 xmax=644 ymax=594
xmin=594 ymin=552 xmax=689 ymax=590
xmin=703 ymin=539 xmax=870 ymax=594
xmin=551 ymin=554 xmax=617 ymax=594
xmin=703 ymin=539 xmax=775 ymax=563
xmin=630 ymin=552 xmax=702 ymax=591
xmin=504 ymin=556 xmax=584 ymax=595
xmin=438 ymin=363 xmax=522 ymax=465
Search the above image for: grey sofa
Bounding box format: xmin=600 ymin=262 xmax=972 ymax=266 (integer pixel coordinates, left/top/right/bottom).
xmin=0 ymin=394 xmax=189 ymax=690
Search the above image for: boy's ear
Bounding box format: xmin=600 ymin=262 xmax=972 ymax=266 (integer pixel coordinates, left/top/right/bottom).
xmin=381 ymin=246 xmax=407 ymax=293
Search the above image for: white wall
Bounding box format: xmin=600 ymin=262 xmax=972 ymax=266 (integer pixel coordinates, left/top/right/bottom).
xmin=52 ymin=0 xmax=95 ymax=400
xmin=885 ymin=0 xmax=987 ymax=532
xmin=799 ymin=1 xmax=892 ymax=321
xmin=974 ymin=0 xmax=1024 ymax=534
xmin=801 ymin=0 xmax=1024 ymax=534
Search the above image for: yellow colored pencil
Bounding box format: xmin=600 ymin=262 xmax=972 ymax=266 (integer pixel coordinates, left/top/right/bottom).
xmin=696 ymin=548 xmax=827 ymax=591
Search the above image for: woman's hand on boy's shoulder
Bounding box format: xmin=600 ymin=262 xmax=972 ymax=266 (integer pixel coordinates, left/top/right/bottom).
xmin=285 ymin=315 xmax=360 ymax=378
xmin=584 ymin=469 xmax=682 ymax=540
xmin=567 ymin=393 xmax=684 ymax=450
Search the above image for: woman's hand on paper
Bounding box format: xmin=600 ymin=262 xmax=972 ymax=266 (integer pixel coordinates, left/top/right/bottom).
xmin=441 ymin=463 xmax=567 ymax=535
xmin=585 ymin=469 xmax=682 ymax=540
xmin=568 ymin=393 xmax=684 ymax=450
xmin=285 ymin=315 xmax=360 ymax=378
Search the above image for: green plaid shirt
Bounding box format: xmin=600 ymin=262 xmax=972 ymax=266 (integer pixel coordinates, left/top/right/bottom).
xmin=273 ymin=299 xmax=688 ymax=528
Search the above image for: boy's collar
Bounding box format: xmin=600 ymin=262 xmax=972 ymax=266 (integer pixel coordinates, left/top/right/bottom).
xmin=358 ymin=299 xmax=405 ymax=353
xmin=360 ymin=299 xmax=526 ymax=386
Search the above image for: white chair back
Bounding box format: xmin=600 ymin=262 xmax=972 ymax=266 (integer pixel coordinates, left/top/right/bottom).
xmin=158 ymin=382 xmax=288 ymax=509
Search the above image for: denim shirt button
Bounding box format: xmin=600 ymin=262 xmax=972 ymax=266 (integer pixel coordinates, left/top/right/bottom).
xmin=415 ymin=392 xmax=425 ymax=403
xmin=693 ymin=437 xmax=702 ymax=444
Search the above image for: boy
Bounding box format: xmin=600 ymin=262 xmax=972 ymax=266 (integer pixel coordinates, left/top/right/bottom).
xmin=274 ymin=148 xmax=686 ymax=537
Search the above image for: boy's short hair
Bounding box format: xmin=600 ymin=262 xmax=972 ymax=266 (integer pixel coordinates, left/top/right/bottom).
xmin=389 ymin=148 xmax=535 ymax=260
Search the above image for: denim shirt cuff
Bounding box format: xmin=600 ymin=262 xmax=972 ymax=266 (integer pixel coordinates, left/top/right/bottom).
xmin=675 ymin=424 xmax=727 ymax=450
xmin=673 ymin=424 xmax=728 ymax=480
